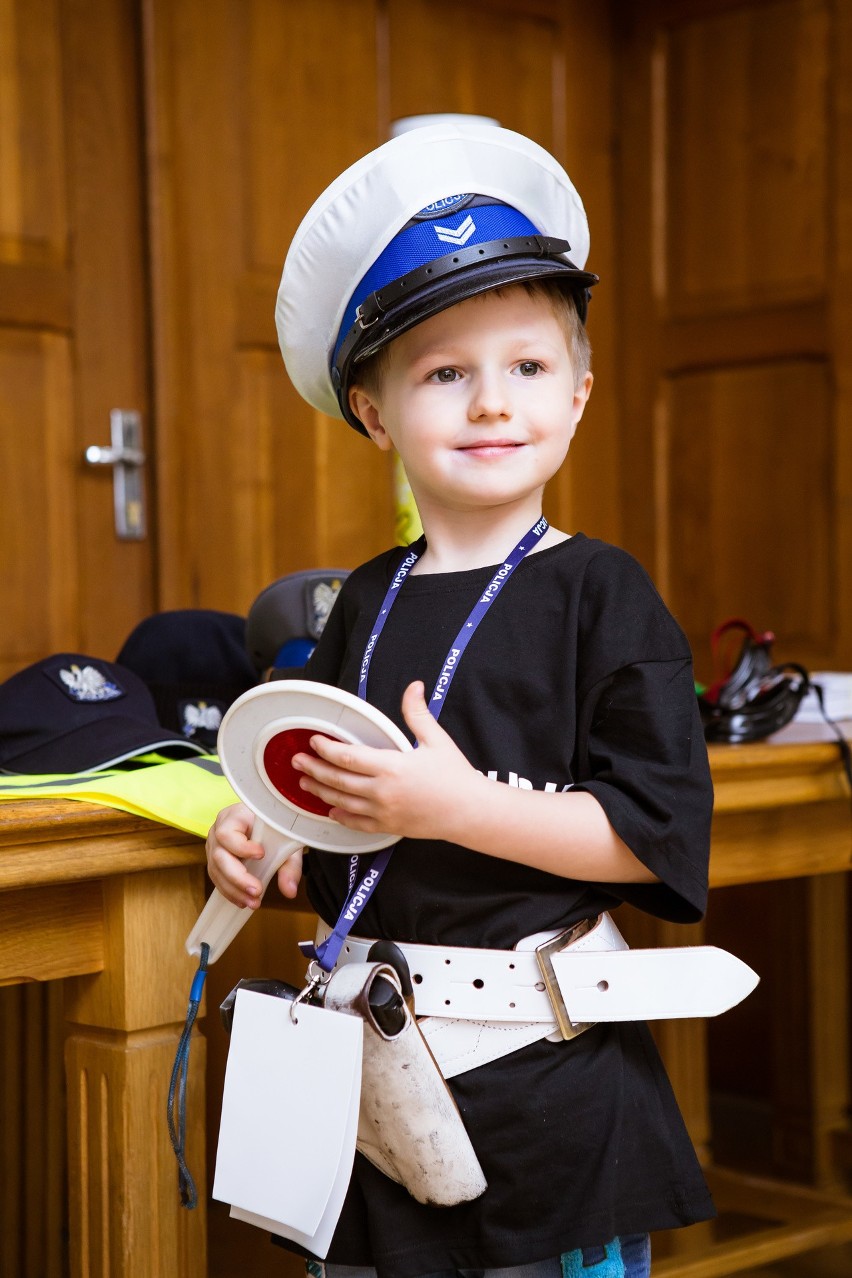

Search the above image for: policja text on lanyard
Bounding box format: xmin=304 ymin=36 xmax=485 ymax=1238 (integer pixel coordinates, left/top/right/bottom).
xmin=300 ymin=515 xmax=550 ymax=972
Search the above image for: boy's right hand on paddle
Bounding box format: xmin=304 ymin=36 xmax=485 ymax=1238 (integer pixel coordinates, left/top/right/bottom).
xmin=206 ymin=802 xmax=304 ymax=907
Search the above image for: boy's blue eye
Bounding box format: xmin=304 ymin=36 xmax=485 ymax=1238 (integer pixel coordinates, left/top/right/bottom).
xmin=517 ymin=361 xmax=542 ymax=377
xmin=431 ymin=368 xmax=459 ymax=383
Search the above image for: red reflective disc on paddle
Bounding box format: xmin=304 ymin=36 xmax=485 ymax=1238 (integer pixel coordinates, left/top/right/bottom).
xmin=262 ymin=728 xmax=341 ymax=817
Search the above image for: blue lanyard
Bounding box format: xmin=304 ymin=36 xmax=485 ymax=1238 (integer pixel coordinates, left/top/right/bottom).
xmin=301 ymin=516 xmax=549 ymax=970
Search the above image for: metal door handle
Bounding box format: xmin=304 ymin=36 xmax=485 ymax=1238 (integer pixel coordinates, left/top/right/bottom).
xmin=84 ymin=410 xmax=147 ymax=540
xmin=85 ymin=444 xmax=146 ymax=467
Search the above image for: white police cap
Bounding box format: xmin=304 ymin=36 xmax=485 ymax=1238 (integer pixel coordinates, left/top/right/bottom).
xmin=276 ymin=119 xmax=597 ymax=432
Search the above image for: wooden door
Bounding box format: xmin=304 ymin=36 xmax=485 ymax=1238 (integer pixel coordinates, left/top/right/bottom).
xmin=615 ymin=0 xmax=852 ymax=679
xmin=0 ymin=0 xmax=156 ymax=680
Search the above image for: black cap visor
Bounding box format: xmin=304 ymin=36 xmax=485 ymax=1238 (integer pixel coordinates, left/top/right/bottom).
xmin=0 ymin=716 xmax=207 ymax=775
xmin=333 ymin=234 xmax=598 ymax=433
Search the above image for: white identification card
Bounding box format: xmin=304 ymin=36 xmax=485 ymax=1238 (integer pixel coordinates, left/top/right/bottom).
xmin=213 ymin=988 xmax=362 ymax=1250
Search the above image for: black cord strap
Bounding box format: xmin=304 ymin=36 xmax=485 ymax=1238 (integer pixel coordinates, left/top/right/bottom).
xmin=167 ymin=942 xmax=210 ymax=1208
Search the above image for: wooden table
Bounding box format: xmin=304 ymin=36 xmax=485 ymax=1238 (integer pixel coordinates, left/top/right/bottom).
xmin=0 ymin=798 xmax=209 ymax=1278
xmin=639 ymin=722 xmax=852 ymax=1275
xmin=0 ymin=722 xmax=850 ymax=1277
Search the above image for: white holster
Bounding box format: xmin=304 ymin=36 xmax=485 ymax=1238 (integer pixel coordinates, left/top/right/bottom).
xmin=323 ymin=960 xmax=487 ymax=1207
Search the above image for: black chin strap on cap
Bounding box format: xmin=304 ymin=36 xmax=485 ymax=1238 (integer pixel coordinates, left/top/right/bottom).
xmin=332 ymin=234 xmax=598 ymax=432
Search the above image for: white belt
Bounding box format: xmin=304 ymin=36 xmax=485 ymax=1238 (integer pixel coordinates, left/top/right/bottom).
xmin=315 ymin=916 xmax=759 ymax=1079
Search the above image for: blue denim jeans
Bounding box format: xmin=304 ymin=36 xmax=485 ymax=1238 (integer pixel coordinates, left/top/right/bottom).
xmin=315 ymin=1235 xmax=651 ymax=1278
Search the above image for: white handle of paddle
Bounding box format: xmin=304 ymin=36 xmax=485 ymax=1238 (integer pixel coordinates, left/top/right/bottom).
xmin=185 ymin=816 xmax=304 ymax=963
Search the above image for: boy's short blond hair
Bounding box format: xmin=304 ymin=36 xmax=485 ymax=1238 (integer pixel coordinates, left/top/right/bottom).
xmin=352 ymin=280 xmax=591 ymax=408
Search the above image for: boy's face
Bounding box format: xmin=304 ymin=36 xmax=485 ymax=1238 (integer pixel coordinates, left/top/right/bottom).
xmin=349 ymin=286 xmax=593 ymax=523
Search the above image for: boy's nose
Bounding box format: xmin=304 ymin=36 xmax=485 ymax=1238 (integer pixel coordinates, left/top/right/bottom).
xmin=468 ymin=369 xmax=512 ymax=420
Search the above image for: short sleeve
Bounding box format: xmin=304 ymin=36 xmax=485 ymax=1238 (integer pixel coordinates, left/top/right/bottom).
xmin=568 ymin=548 xmax=712 ymax=922
xmin=572 ymin=656 xmax=712 ymax=921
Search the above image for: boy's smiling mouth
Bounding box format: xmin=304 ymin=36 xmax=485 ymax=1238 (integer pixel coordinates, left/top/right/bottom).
xmin=457 ymin=439 xmax=524 ymax=456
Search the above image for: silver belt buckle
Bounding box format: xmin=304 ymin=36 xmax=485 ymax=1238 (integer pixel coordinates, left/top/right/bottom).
xmin=535 ymin=919 xmax=598 ymax=1041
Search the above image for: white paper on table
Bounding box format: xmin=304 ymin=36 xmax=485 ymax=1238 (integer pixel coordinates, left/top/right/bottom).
xmin=213 ymin=988 xmax=362 ymax=1239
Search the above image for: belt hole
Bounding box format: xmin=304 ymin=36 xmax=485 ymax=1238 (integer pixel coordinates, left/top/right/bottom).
xmin=444 ymin=958 xmax=451 ymax=965
xmin=597 ymin=980 xmax=609 ymax=992
xmin=535 ymin=981 xmax=545 ymax=992
xmin=473 ymin=978 xmax=484 ymax=989
xmin=444 ymin=999 xmax=451 ymax=1006
xmin=509 ymin=962 xmax=515 ymax=969
xmin=413 ymin=973 xmax=423 ymax=984
xmin=509 ymin=1001 xmax=516 ymax=1008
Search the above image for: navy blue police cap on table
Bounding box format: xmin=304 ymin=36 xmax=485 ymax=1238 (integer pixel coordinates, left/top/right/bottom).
xmin=276 ymin=119 xmax=598 ymax=433
xmin=0 ymin=654 xmax=209 ymax=774
xmin=117 ymin=610 xmax=257 ymax=751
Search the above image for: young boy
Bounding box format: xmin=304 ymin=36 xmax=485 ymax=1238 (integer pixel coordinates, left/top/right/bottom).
xmin=208 ymin=120 xmax=715 ymax=1278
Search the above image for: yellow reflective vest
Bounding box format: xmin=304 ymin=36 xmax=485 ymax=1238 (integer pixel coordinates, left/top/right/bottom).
xmin=0 ymin=754 xmax=238 ymax=838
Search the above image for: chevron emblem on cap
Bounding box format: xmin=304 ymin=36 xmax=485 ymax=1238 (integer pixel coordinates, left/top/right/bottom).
xmin=434 ymin=214 xmax=476 ymax=246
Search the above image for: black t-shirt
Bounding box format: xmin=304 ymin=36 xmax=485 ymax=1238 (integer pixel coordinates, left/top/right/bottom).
xmin=284 ymin=534 xmax=715 ymax=1275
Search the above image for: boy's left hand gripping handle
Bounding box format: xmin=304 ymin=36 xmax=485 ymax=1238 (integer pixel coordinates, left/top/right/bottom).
xmin=185 ymin=818 xmax=303 ymax=964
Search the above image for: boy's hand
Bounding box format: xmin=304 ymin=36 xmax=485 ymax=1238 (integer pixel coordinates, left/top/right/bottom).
xmin=291 ymin=681 xmax=482 ymax=841
xmin=206 ymin=801 xmax=304 ymax=907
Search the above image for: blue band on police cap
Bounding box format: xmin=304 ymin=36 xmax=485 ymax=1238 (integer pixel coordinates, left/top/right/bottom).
xmin=333 ymin=199 xmax=539 ymax=364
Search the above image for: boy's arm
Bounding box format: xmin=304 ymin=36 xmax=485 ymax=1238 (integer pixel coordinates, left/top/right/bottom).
xmin=292 ymin=680 xmax=658 ymax=884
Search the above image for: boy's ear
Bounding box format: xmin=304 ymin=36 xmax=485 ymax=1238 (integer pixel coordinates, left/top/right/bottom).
xmin=571 ymin=370 xmax=594 ymax=429
xmin=349 ymin=386 xmax=393 ymax=450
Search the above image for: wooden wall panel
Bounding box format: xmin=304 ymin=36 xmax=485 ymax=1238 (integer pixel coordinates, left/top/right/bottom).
xmin=832 ymin=1 xmax=852 ymax=678
xmin=381 ymin=0 xmax=620 ymax=548
xmin=144 ymin=0 xmax=255 ymax=610
xmin=0 ymin=0 xmax=156 ymax=679
xmin=658 ymin=360 xmax=833 ymax=672
xmin=240 ymin=0 xmax=377 ymax=274
xmin=146 ymin=0 xmax=392 ymax=614
xmin=617 ymin=0 xmax=850 ymax=668
xmin=64 ymin=0 xmax=156 ymax=657
xmin=232 ymin=352 xmax=395 ymax=598
xmin=0 ymin=0 xmax=74 ymax=678
xmin=0 ymin=0 xmax=66 ymax=262
xmin=383 ymin=1 xmax=620 ymax=547
xmin=662 ymin=0 xmax=829 ymax=315
xmin=236 ymin=0 xmax=397 ymax=581
xmin=386 ymin=0 xmax=560 ymax=147
xmin=0 ymin=333 xmax=78 ymax=678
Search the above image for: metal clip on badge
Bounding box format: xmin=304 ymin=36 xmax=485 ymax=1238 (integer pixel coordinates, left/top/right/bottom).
xmin=185 ymin=680 xmax=412 ymax=964
xmin=289 ymin=961 xmax=330 ymax=1025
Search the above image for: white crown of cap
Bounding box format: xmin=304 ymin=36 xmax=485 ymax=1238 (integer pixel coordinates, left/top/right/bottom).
xmin=276 ymin=120 xmax=591 ymax=421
